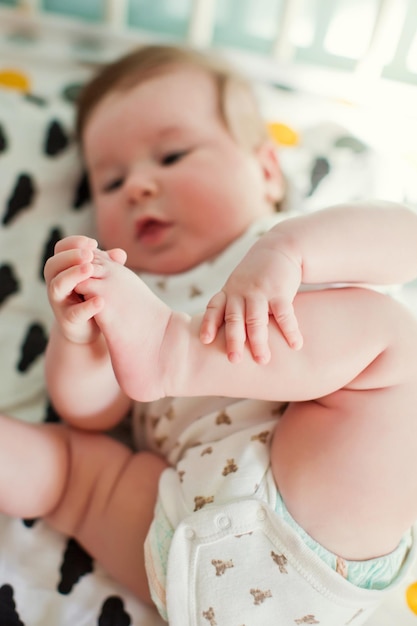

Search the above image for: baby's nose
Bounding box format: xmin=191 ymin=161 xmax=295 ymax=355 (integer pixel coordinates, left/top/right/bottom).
xmin=125 ymin=170 xmax=158 ymax=204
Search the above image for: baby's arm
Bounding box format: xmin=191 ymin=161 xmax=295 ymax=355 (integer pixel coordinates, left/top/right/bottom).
xmin=200 ymin=201 xmax=417 ymax=363
xmin=44 ymin=236 xmax=131 ymax=429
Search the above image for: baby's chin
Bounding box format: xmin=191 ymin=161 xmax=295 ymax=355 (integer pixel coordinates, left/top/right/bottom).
xmin=128 ymin=248 xmax=221 ymax=276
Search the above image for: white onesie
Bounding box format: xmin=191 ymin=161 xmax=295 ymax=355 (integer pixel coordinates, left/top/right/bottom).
xmin=136 ymin=395 xmax=414 ymax=625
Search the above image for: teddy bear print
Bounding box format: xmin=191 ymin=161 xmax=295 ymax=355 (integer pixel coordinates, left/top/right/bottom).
xmin=215 ymin=411 xmax=232 ymax=426
xmin=154 ymin=435 xmax=168 ymax=449
xmin=271 ymin=551 xmax=288 ymax=574
xmin=211 ymin=559 xmax=234 ymax=576
xmin=250 ymin=430 xmax=270 ymax=444
xmin=250 ymin=588 xmax=272 ymax=605
xmin=194 ymin=495 xmax=214 ymax=511
xmin=201 ymin=446 xmax=213 ymax=456
xmin=222 ymin=458 xmax=238 ymax=476
xmin=164 ymin=406 xmax=175 ymax=420
xmin=150 ymin=406 xmax=175 ymax=429
xmin=202 ymin=607 xmax=217 ymax=625
xmin=190 ymin=285 xmax=203 ymax=298
xmin=294 ymin=616 xmax=320 ymax=625
xmin=150 ymin=415 xmax=160 ymax=429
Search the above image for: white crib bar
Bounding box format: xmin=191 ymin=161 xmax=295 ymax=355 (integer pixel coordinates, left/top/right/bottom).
xmin=103 ymin=0 xmax=128 ymax=28
xmin=187 ymin=0 xmax=217 ymax=48
xmin=2 ymin=0 xmax=413 ymax=87
xmin=272 ymin=0 xmax=302 ymax=63
xmin=17 ymin=0 xmax=41 ymax=14
xmin=356 ymin=0 xmax=399 ymax=79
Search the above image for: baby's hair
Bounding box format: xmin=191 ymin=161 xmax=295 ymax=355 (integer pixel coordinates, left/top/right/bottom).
xmin=76 ymin=44 xmax=269 ymax=152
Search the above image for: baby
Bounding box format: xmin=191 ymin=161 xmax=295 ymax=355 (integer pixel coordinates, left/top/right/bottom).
xmin=1 ymin=43 xmax=417 ymax=625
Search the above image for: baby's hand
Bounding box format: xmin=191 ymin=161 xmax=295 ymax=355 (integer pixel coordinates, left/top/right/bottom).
xmin=200 ymin=236 xmax=303 ymax=364
xmin=44 ymin=236 xmax=127 ymax=345
xmin=44 ymin=236 xmax=103 ymax=344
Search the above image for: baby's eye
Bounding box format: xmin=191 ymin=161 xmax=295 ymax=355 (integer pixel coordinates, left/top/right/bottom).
xmin=102 ymin=177 xmax=124 ymax=193
xmin=161 ymin=151 xmax=187 ymax=166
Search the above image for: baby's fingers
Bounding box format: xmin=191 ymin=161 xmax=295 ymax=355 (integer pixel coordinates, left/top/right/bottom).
xmin=66 ymin=296 xmax=104 ymax=325
xmin=200 ymin=291 xmax=227 ymax=345
xmin=54 ymin=235 xmax=98 ymax=254
xmin=245 ymin=296 xmax=271 ymax=364
xmin=63 ymin=297 xmax=103 ymax=344
xmin=224 ymin=296 xmax=247 ymax=364
xmin=44 ymin=247 xmax=93 ymax=284
xmin=48 ymin=262 xmax=94 ymax=305
xmin=270 ymin=299 xmax=303 ymax=350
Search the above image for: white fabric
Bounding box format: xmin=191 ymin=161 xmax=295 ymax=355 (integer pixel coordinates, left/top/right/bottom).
xmin=142 ymin=401 xmax=415 ymax=625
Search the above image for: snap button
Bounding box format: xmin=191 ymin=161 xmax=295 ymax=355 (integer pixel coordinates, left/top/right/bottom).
xmin=257 ymin=507 xmax=267 ymax=521
xmin=216 ymin=515 xmax=231 ymax=530
xmin=184 ymin=526 xmax=196 ymax=540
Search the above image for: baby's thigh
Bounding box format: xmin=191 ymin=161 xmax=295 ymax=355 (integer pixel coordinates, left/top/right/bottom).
xmin=270 ymin=382 xmax=417 ymax=562
xmin=46 ymin=429 xmax=167 ymax=602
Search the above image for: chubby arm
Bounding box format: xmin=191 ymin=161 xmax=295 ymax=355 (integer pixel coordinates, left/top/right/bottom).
xmin=278 ymin=201 xmax=417 ymax=284
xmin=200 ymin=201 xmax=417 ymax=363
xmin=44 ymin=236 xmax=131 ymax=429
xmin=45 ymin=325 xmax=131 ymax=429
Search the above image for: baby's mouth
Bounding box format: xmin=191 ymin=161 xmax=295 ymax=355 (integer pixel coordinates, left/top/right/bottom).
xmin=135 ymin=217 xmax=173 ymax=243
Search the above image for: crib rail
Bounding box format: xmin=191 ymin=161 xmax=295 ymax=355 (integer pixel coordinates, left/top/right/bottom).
xmin=0 ymin=0 xmax=416 ymax=98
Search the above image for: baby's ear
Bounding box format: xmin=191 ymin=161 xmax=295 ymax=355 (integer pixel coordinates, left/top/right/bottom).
xmin=256 ymin=140 xmax=284 ymax=205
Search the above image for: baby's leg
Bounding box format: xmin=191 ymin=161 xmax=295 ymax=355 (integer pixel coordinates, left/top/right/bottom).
xmin=0 ymin=414 xmax=68 ymax=519
xmin=47 ymin=428 xmax=167 ymax=604
xmin=269 ymin=295 xmax=417 ymax=562
xmin=76 ymin=251 xmax=175 ymax=401
xmin=0 ymin=414 xmax=167 ymax=604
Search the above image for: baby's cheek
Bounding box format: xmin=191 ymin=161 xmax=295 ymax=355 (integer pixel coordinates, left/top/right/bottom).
xmin=95 ymin=204 xmax=122 ymax=242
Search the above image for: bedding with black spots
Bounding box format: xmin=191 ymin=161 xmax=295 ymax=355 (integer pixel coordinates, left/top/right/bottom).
xmin=0 ymin=90 xmax=93 ymax=422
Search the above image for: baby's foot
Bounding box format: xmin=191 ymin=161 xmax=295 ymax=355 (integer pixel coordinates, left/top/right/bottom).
xmin=77 ymin=251 xmax=174 ymax=401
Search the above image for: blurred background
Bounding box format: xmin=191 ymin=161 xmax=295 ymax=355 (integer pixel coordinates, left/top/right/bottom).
xmin=1 ymin=0 xmax=416 ymax=164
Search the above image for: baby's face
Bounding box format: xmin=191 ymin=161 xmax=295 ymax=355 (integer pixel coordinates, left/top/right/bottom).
xmin=83 ymin=67 xmax=279 ymax=274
